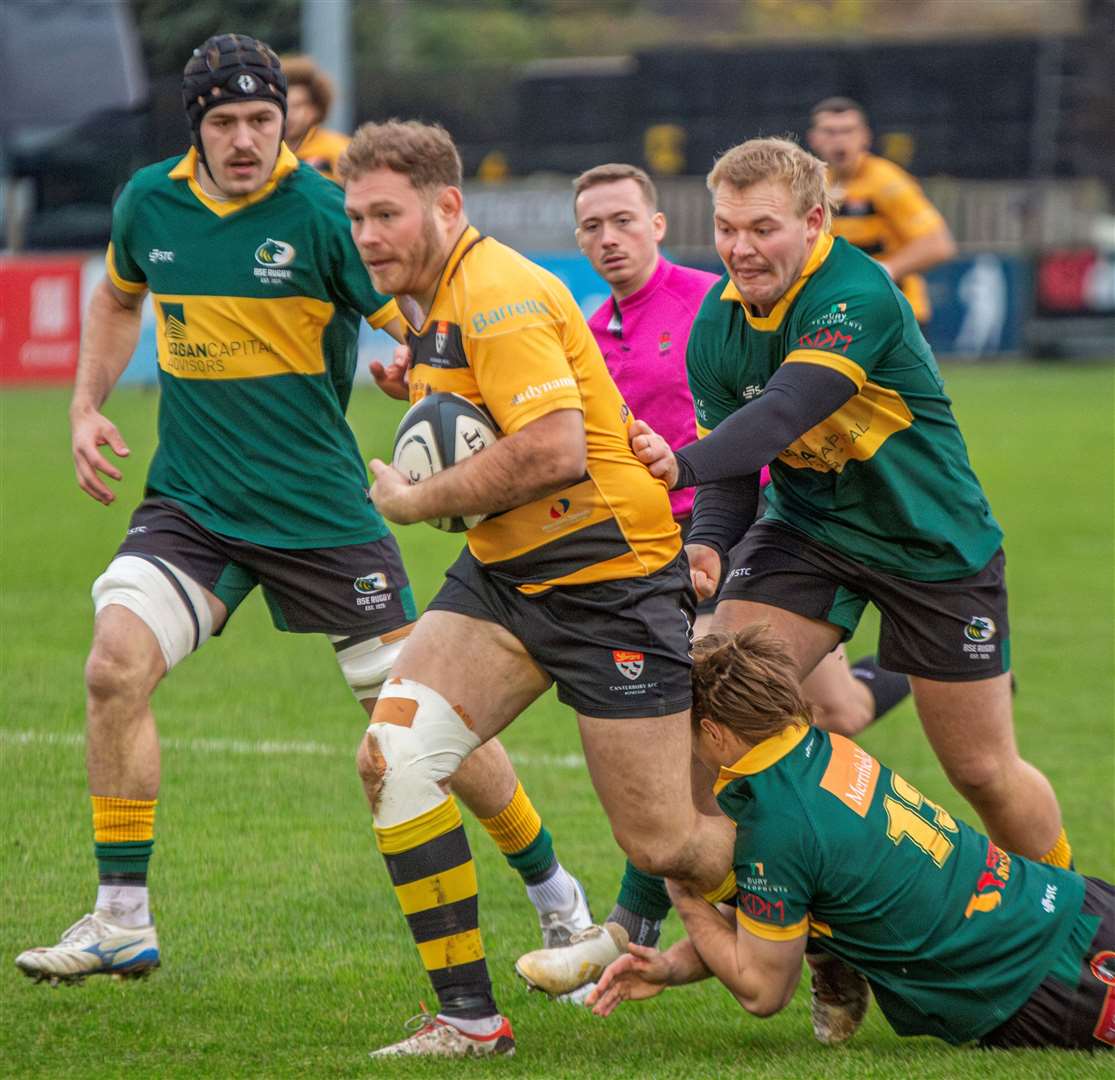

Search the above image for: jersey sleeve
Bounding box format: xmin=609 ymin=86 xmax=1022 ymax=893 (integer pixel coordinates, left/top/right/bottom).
xmin=873 ymin=164 xmax=947 ymax=243
xmin=686 ymin=281 xmax=740 ymax=435
xmin=785 ymin=280 xmax=903 ymax=387
xmin=105 ymin=179 xmax=147 ymax=295
xmin=462 ymin=290 xmax=584 ymax=435
xmin=723 ymin=787 xmax=815 ymax=942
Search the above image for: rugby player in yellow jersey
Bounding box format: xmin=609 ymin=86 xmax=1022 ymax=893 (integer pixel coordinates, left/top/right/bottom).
xmin=281 ymin=54 xmax=351 ymax=182
xmin=340 ymin=120 xmax=735 ymax=1058
xmin=808 ymin=97 xmax=956 ymax=323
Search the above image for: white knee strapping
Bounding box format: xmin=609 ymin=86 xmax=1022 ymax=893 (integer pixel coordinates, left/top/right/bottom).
xmin=331 ymin=635 xmax=407 ymax=702
xmin=92 ymin=555 xmax=214 ymax=672
xmin=365 ymin=678 xmax=481 ymax=828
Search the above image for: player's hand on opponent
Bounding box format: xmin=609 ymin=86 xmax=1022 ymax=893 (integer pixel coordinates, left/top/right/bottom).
xmin=628 ymin=419 xmax=678 ymax=489
xmin=71 ymin=407 xmax=130 ymax=505
xmin=686 ymin=543 xmax=722 ymax=599
xmin=368 ymin=458 xmax=424 ymax=524
xmin=586 ymin=943 xmax=672 ymax=1016
xmin=370 ymin=343 xmax=411 ymax=401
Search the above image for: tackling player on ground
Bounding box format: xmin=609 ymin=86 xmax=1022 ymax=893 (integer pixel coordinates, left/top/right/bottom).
xmin=340 ymin=120 xmax=736 ymax=1058
xmin=590 ymin=626 xmax=1115 ymax=1053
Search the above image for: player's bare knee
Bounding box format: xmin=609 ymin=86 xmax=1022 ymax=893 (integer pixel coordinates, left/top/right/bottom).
xmin=84 ymin=637 xmax=158 ymax=706
xmin=940 ymin=753 xmax=1010 ymax=802
xmin=619 ymin=832 xmax=692 ymax=879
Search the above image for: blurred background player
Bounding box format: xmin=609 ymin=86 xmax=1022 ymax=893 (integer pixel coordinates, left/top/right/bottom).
xmin=588 ymin=626 xmax=1115 ymax=1055
xmin=808 ymin=96 xmax=957 ymax=324
xmin=342 ymin=119 xmax=735 ymax=1058
xmin=282 ymin=54 xmax=350 ymax=182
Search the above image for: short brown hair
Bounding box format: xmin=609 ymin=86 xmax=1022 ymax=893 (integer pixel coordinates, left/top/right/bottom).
xmin=810 ymin=96 xmax=869 ymax=124
xmin=706 ymin=136 xmax=836 ymax=231
xmin=691 ymin=626 xmax=813 ymax=744
xmin=572 ymin=163 xmax=659 ymax=211
xmin=281 ymin=55 xmax=334 ymax=119
xmin=338 ymin=119 xmax=462 ymax=191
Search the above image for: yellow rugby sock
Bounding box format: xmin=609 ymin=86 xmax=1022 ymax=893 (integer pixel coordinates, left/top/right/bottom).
xmin=477 ymin=782 xmax=542 ymax=855
xmin=375 ymin=796 xmax=496 ymax=1019
xmin=1039 ymin=827 xmax=1073 ymax=869
xmin=92 ymin=795 xmax=156 ymax=881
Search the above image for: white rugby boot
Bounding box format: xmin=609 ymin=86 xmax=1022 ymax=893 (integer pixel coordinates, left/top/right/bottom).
xmin=515 ymin=921 xmax=629 ymax=997
xmin=537 ymin=875 xmax=594 ymax=948
xmin=808 ymin=951 xmax=871 ymax=1046
xmin=370 ymin=1012 xmax=515 ymax=1058
xmin=15 ymin=912 xmax=160 ymax=986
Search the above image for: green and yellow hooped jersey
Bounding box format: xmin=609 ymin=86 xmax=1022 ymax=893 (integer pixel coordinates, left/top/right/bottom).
xmin=686 ymin=235 xmax=1002 ymax=580
xmin=715 ymin=725 xmax=1087 ymax=1044
xmin=107 ymin=145 xmax=399 ymax=549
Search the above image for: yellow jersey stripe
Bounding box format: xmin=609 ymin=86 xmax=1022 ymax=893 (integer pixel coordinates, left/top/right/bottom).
xmin=394 ymin=861 xmax=478 ymax=916
xmin=737 ymin=908 xmax=810 ymax=941
xmin=375 ymin=797 xmax=463 ymax=856
xmin=417 ymin=928 xmax=486 ymax=972
xmin=153 ymin=293 xmax=332 ymax=379
xmin=784 ymin=349 xmax=867 ymax=390
xmin=715 ymin=724 xmax=811 ymax=791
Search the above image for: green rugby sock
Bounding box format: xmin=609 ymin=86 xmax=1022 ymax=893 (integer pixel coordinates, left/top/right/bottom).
xmin=609 ymin=861 xmax=671 ymax=947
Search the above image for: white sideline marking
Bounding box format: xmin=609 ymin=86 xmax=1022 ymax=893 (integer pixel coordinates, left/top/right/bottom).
xmin=0 ymin=728 xmax=586 ymax=769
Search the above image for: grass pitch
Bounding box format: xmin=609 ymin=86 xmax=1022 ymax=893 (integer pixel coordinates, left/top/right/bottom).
xmin=1 ymin=363 xmax=1112 ymax=1078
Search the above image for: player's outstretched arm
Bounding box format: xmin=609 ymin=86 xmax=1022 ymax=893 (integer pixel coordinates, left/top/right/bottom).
xmin=370 ymin=407 xmax=586 ymax=525
xmin=70 ymin=277 xmax=144 ymax=505
xmin=669 ymin=881 xmax=804 ymax=1018
xmin=587 ymin=938 xmax=711 ymax=1017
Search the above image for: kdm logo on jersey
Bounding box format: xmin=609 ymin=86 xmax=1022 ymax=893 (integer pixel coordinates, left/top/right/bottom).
xmin=964 ymin=616 xmax=996 ymax=642
xmin=612 ymin=650 xmax=645 ymax=681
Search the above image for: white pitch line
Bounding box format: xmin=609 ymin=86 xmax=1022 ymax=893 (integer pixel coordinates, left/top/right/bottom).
xmin=0 ymin=728 xmax=586 ymax=770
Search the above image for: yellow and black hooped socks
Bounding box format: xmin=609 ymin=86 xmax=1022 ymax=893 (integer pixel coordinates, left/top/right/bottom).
xmin=375 ymin=796 xmax=497 ymax=1019
xmin=478 ymin=781 xmax=557 ymax=884
xmin=92 ymin=795 xmax=156 ymax=885
xmin=1039 ymin=827 xmax=1074 ymax=870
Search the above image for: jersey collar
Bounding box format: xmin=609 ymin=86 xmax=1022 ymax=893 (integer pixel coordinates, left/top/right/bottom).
xmin=713 ymin=722 xmax=811 ymax=794
xmin=719 ymin=232 xmax=834 ymax=331
xmin=399 ymin=224 xmax=481 ymax=335
xmin=169 ymin=143 xmax=300 ymax=217
xmin=616 ymin=255 xmax=669 ymax=312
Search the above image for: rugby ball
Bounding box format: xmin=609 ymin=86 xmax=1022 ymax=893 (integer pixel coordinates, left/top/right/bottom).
xmin=392 ymin=392 xmax=499 ymax=532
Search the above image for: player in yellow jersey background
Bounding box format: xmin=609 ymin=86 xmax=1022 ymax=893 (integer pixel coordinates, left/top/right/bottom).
xmin=282 ymin=54 xmax=351 ymax=182
xmin=808 ymin=97 xmax=956 ymax=323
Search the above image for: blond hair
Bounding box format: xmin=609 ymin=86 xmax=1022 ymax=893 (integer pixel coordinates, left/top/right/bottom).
xmin=707 ymin=136 xmax=836 ymax=231
xmin=691 ymin=626 xmax=813 ymax=743
xmin=339 ymin=119 xmax=462 ymax=191
xmin=281 ymin=55 xmax=335 ymax=119
xmin=572 ymin=163 xmax=659 ymax=211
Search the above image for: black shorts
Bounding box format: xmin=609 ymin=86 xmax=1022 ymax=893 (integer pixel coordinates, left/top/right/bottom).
xmin=718 ymin=520 xmax=1009 ymax=682
xmin=681 ymin=490 xmax=770 ymax=618
xmin=114 ymin=498 xmax=416 ymax=638
xmin=427 ymin=547 xmax=696 ymax=719
xmin=980 ymin=876 xmax=1115 ymax=1051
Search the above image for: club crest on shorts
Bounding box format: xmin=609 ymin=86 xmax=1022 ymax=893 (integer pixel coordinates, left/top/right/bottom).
xmin=963 ymin=615 xmax=997 ymax=643
xmin=435 ymin=320 xmax=449 ymax=355
xmin=354 ymin=571 xmax=388 ymax=594
xmin=612 ymin=649 xmax=645 ymax=681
